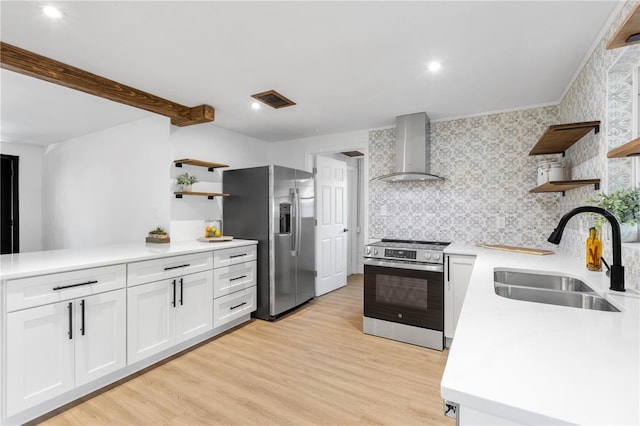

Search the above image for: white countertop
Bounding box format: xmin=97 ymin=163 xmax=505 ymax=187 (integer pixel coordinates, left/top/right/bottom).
xmin=442 ymin=244 xmax=640 ymax=425
xmin=0 ymin=240 xmax=257 ymax=280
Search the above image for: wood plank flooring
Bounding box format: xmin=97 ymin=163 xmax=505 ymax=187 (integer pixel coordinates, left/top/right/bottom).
xmin=35 ymin=275 xmax=453 ymax=425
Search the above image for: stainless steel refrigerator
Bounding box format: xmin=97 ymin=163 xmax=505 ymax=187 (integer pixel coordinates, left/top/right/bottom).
xmin=223 ymin=165 xmax=315 ymax=320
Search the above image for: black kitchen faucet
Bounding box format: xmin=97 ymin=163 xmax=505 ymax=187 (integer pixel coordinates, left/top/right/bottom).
xmin=547 ymin=206 xmax=625 ymax=292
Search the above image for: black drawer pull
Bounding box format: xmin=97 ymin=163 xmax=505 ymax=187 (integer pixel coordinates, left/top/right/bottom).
xmin=164 ymin=264 xmax=190 ymax=271
xmin=229 ymin=254 xmax=246 ymax=259
xmin=230 ymin=301 xmax=247 ymax=310
xmin=53 ymin=280 xmax=98 ymax=291
xmin=229 ymin=275 xmax=247 ymax=282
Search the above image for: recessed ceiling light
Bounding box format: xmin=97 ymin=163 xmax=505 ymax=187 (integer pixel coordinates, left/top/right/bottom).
xmin=42 ymin=5 xmax=65 ymax=19
xmin=428 ymin=61 xmax=442 ymax=72
xmin=251 ymin=102 xmax=261 ymax=110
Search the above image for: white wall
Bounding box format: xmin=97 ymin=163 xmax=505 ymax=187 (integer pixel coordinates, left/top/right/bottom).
xmin=169 ymin=123 xmax=271 ymax=241
xmin=0 ymin=142 xmax=43 ymax=252
xmin=42 ymin=116 xmax=171 ymax=250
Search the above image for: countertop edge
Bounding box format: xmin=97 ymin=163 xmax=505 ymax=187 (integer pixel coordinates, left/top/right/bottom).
xmin=0 ymin=240 xmax=258 ymax=281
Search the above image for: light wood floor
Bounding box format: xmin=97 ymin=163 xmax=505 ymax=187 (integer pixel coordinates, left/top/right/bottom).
xmin=36 ymin=275 xmax=453 ymax=425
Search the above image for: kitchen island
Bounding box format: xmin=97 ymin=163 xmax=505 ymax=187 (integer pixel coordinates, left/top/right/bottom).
xmin=441 ymin=243 xmax=640 ymax=425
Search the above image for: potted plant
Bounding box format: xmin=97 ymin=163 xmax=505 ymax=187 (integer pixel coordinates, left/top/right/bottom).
xmin=176 ymin=173 xmax=198 ymax=192
xmin=146 ymin=226 xmax=170 ymax=244
xmin=587 ymin=188 xmax=640 ymax=242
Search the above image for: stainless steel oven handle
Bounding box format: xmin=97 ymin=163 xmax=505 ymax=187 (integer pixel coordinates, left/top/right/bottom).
xmin=363 ymin=257 xmax=443 ymax=273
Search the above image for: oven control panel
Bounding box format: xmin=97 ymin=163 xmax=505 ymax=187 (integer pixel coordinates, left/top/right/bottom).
xmin=384 ymin=249 xmax=416 ymax=260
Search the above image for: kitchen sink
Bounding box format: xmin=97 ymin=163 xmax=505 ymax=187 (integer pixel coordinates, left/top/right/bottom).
xmin=493 ymin=269 xmax=620 ymax=312
xmin=494 ymin=270 xmax=594 ymax=292
xmin=494 ymin=283 xmax=620 ymax=312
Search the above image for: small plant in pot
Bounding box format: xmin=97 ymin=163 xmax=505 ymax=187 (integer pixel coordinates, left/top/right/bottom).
xmin=146 ymin=226 xmax=170 ymax=244
xmin=587 ymin=188 xmax=640 ymax=242
xmin=176 ymin=173 xmax=198 ymax=192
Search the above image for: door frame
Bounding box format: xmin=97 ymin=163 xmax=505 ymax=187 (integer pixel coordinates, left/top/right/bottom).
xmin=1 ymin=154 xmax=20 ymax=254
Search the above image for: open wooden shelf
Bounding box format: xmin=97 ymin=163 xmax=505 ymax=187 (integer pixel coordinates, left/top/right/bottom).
xmin=607 ymin=3 xmax=640 ymax=50
xmin=607 ymin=137 xmax=640 ymax=158
xmin=174 ymin=158 xmax=229 ymax=171
xmin=529 ymin=121 xmax=600 ymax=156
xmin=530 ymin=179 xmax=600 ymax=195
xmin=174 ymin=191 xmax=230 ymax=200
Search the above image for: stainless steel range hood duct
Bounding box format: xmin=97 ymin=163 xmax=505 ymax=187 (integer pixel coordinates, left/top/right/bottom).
xmin=372 ymin=112 xmax=444 ymax=182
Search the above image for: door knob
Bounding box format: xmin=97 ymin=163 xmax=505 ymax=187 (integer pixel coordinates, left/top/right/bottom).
xmin=343 ymin=228 xmax=349 ymax=232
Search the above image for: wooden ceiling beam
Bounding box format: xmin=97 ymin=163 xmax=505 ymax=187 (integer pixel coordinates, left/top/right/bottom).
xmin=0 ymin=42 xmax=214 ymax=127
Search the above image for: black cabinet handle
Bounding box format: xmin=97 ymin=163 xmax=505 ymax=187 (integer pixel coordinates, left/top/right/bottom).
xmin=179 ymin=278 xmax=184 ymax=306
xmin=164 ymin=264 xmax=190 ymax=271
xmin=53 ymin=280 xmax=97 ymax=291
xmin=80 ymin=299 xmax=85 ymax=335
xmin=171 ymin=280 xmax=176 ymax=307
xmin=229 ymin=254 xmax=246 ymax=259
xmin=229 ymin=275 xmax=247 ymax=282
xmin=447 ymin=256 xmax=450 ymax=282
xmin=67 ymin=302 xmax=73 ymax=339
xmin=230 ymin=301 xmax=247 ymax=310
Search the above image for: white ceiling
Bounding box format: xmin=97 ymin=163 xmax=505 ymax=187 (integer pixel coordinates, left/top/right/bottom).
xmin=0 ymin=1 xmax=622 ymax=145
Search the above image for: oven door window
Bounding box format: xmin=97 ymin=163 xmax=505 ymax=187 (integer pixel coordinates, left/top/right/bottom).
xmin=376 ymin=274 xmax=428 ymax=309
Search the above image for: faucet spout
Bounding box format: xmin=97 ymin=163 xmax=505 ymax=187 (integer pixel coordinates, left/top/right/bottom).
xmin=547 ymin=206 xmax=625 ymax=292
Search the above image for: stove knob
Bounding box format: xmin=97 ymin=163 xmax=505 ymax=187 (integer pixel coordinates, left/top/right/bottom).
xmin=365 ymin=247 xmax=371 ymax=255
xmin=424 ymin=252 xmax=431 ymax=259
xmin=373 ymin=249 xmax=379 ymax=255
xmin=434 ymin=253 xmax=441 ymax=261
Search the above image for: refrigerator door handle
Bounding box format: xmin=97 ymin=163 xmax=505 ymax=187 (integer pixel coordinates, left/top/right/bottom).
xmin=295 ymin=188 xmax=302 ymax=256
xmin=291 ymin=188 xmax=298 ymax=256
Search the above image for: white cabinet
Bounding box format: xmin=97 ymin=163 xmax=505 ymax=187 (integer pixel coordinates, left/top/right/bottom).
xmin=212 ymin=246 xmax=257 ymax=328
xmin=444 ymin=254 xmax=476 ymax=343
xmin=127 ymin=252 xmax=213 ymax=287
xmin=127 ymin=270 xmax=213 ymax=364
xmin=213 ymin=286 xmax=257 ymax=328
xmin=5 ymin=288 xmax=126 ymax=417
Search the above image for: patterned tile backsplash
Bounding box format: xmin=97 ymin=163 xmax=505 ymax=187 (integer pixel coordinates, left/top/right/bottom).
xmin=369 ymin=105 xmax=560 ymax=248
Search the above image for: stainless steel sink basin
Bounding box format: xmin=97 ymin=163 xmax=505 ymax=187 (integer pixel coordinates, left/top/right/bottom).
xmin=493 ymin=269 xmax=620 ymax=312
xmin=494 ymin=283 xmax=620 ymax=312
xmin=494 ymin=270 xmax=594 ymax=292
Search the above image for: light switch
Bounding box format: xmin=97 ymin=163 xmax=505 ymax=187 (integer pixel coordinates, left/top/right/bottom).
xmin=381 ymin=204 xmax=388 ymax=216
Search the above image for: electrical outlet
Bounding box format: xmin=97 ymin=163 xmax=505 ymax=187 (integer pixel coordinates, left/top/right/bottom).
xmin=496 ymin=216 xmax=506 ymax=229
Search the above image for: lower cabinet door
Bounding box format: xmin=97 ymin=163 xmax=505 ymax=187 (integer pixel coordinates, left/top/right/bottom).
xmin=6 ymin=302 xmax=75 ymax=416
xmin=127 ymin=280 xmax=175 ymax=364
xmin=75 ymin=290 xmax=127 ymax=386
xmin=213 ymin=286 xmax=256 ymax=328
xmin=175 ymin=271 xmax=213 ymax=344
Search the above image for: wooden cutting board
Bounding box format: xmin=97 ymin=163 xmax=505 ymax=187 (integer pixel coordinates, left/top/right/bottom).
xmin=476 ymin=243 xmax=554 ymax=255
xmin=197 ymin=236 xmax=234 ymax=243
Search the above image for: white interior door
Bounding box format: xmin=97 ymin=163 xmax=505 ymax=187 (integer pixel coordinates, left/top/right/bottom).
xmin=315 ymin=155 xmax=348 ymax=296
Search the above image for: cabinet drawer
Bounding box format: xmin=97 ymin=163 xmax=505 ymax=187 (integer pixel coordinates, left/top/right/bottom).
xmin=213 ymin=286 xmax=256 ymax=328
xmin=213 ymin=261 xmax=257 ymax=298
xmin=213 ymin=245 xmax=257 ymax=268
xmin=6 ymin=265 xmax=126 ymax=312
xmin=127 ymin=252 xmax=213 ymax=287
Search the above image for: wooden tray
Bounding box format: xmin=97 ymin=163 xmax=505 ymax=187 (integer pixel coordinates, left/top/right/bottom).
xmin=476 ymin=243 xmax=554 ymax=255
xmin=197 ymin=236 xmax=234 ymax=243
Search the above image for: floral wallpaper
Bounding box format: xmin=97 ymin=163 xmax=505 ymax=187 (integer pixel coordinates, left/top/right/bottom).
xmin=368 ymin=1 xmax=639 ymax=290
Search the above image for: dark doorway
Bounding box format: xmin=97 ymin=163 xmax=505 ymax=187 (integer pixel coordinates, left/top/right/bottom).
xmin=1 ymin=154 xmax=19 ymax=254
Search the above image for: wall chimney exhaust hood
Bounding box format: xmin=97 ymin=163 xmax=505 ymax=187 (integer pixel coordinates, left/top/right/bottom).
xmin=371 ymin=112 xmax=444 ymax=182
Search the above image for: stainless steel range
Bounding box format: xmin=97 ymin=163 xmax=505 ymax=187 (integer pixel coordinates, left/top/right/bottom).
xmin=363 ymin=239 xmax=450 ymax=350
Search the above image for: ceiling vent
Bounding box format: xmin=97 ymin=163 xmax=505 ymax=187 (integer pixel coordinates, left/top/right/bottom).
xmin=251 ymin=90 xmax=296 ymax=109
